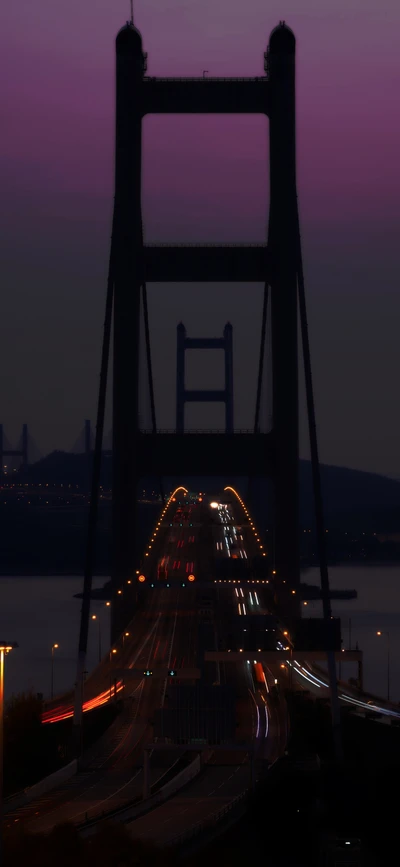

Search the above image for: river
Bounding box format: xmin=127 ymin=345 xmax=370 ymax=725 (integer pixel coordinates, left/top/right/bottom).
xmin=0 ymin=566 xmax=398 ymax=702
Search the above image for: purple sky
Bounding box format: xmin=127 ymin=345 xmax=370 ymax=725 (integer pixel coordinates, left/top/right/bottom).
xmin=1 ymin=0 xmax=400 ymax=476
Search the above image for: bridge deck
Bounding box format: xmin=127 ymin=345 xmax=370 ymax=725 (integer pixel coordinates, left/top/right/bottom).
xmin=137 ymin=431 xmax=274 ymax=476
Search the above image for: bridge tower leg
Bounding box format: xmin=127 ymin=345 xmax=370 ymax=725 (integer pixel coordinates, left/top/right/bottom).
xmin=0 ymin=425 xmax=3 ymax=479
xmin=112 ymin=23 xmax=146 ymax=641
xmin=176 ymin=323 xmax=186 ymax=434
xmin=224 ymin=323 xmax=234 ymax=435
xmin=268 ymin=26 xmax=299 ymax=593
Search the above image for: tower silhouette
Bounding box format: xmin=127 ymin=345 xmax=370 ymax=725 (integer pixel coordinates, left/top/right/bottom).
xmin=176 ymin=322 xmax=234 ymax=434
xmin=111 ymin=19 xmax=299 ymax=636
xmin=0 ymin=423 xmax=29 ymax=472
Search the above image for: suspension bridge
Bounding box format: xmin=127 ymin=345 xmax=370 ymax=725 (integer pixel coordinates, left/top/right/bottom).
xmin=3 ymin=17 xmax=379 ymax=861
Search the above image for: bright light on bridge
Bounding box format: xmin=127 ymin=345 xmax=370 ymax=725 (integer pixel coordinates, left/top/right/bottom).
xmin=138 ymin=574 xmax=146 ymax=583
xmin=188 ymin=574 xmax=196 ymax=582
xmin=210 ymin=502 xmax=219 ymax=509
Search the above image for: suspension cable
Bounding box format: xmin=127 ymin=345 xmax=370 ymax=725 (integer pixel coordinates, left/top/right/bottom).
xmin=72 ymin=207 xmax=116 ymax=748
xmin=142 ymin=282 xmax=157 ymax=434
xmin=142 ymin=281 xmax=165 ymax=503
xmin=295 ymin=196 xmax=342 ymax=761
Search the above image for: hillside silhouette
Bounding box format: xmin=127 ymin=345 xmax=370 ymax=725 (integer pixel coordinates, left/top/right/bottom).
xmin=13 ymin=450 xmax=400 ymax=530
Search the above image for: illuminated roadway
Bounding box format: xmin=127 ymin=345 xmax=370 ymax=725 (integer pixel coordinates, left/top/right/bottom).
xmin=6 ymin=486 xmax=395 ymax=846
xmin=5 ymin=490 xmax=285 ymax=841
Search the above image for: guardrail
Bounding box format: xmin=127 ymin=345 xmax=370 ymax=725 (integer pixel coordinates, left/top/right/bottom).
xmin=170 ymin=788 xmax=249 ymax=848
xmin=312 ymin=661 xmax=400 ymax=713
xmin=168 ymin=751 xmax=283 ymax=850
xmin=79 ymin=753 xmax=202 ymax=836
xmin=143 ymin=77 xmax=268 ymax=83
xmin=144 ymin=242 xmax=268 ymax=247
xmin=139 ymin=429 xmax=265 ymax=434
xmin=4 ymin=759 xmax=77 ymax=815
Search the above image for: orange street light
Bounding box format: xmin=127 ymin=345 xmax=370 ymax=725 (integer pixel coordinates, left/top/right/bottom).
xmin=376 ymin=630 xmax=390 ymax=701
xmin=0 ymin=641 xmax=18 ymax=849
xmin=51 ymin=643 xmax=59 ymax=699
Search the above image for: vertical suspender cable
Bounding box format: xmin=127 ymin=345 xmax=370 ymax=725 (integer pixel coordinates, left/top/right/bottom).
xmin=72 ymin=208 xmax=116 ymax=753
xmin=249 ymin=281 xmax=269 ymax=507
xmin=254 ymin=282 xmax=269 ymax=433
xmin=142 ymin=282 xmax=157 ymax=434
xmin=295 ymin=197 xmax=343 ymax=762
xmin=142 ymin=281 xmax=165 ymax=503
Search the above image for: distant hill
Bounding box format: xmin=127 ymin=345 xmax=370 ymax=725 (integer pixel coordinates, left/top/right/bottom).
xmin=10 ymin=450 xmax=400 ymax=531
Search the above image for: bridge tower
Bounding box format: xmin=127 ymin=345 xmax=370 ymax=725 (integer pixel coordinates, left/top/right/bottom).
xmin=111 ymin=18 xmax=299 ymax=638
xmin=176 ymin=322 xmax=234 ymax=434
xmin=0 ymin=423 xmax=29 ymax=473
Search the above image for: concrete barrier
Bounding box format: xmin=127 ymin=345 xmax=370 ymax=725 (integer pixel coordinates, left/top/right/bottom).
xmin=80 ymin=752 xmax=202 ymax=836
xmin=4 ymin=760 xmax=77 ymax=814
xmin=156 ymin=754 xmax=201 ymax=801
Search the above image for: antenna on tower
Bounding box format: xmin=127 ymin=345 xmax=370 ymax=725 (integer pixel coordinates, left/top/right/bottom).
xmin=130 ymin=0 xmax=133 ymax=24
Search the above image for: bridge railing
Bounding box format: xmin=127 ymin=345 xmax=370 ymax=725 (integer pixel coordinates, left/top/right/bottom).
xmin=139 ymin=428 xmax=262 ymax=434
xmin=144 ymin=241 xmax=268 ymax=247
xmin=167 ymin=752 xmax=282 ymax=849
xmin=143 ymin=76 xmax=268 ymax=83
xmin=169 ymin=788 xmax=248 ymax=848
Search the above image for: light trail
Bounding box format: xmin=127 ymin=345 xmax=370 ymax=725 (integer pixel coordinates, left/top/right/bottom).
xmin=42 ymin=681 xmax=125 ymax=724
xmin=248 ymin=689 xmax=260 ymax=738
xmin=288 ymin=660 xmax=400 ymax=719
xmin=43 ymin=616 xmax=162 ymax=725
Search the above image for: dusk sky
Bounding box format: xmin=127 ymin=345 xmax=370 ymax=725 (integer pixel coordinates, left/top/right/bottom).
xmin=1 ymin=0 xmax=400 ymax=477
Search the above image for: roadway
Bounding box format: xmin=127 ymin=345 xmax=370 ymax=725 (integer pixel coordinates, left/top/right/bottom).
xmin=6 ymin=490 xmax=285 ymax=843
xmin=224 ymin=488 xmax=400 ymax=723
xmin=6 ymin=585 xmax=198 ymax=831
xmin=5 ymin=492 xmax=203 ymax=831
xmin=120 ymin=496 xmax=286 ymax=847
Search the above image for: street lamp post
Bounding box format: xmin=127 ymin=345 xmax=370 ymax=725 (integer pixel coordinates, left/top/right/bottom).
xmin=109 ymin=648 xmax=117 ymax=701
xmin=376 ymin=631 xmax=390 ymax=702
xmin=91 ymin=615 xmax=102 ymax=664
xmin=51 ymin=643 xmax=59 ymax=700
xmin=0 ymin=641 xmax=18 ymax=867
